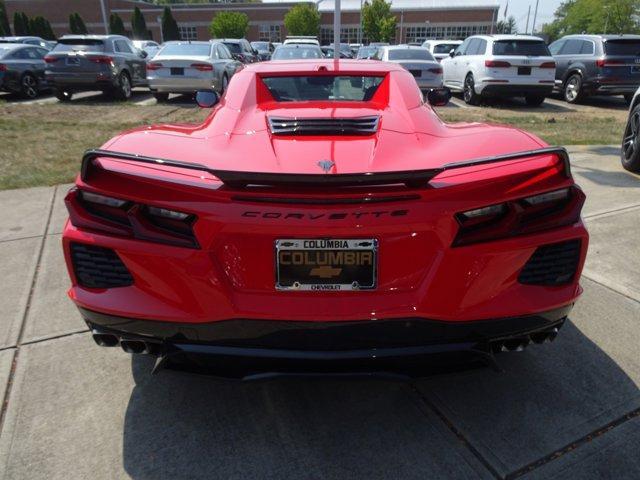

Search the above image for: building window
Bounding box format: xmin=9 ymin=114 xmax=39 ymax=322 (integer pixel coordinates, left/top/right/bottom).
xmin=320 ymin=27 xmax=333 ymax=45
xmin=405 ymin=26 xmax=427 ymax=43
xmin=405 ymin=24 xmax=490 ymax=41
xmin=320 ymin=26 xmax=365 ymax=45
xmin=259 ymin=24 xmax=281 ymax=42
xmin=178 ymin=26 xmax=197 ymax=41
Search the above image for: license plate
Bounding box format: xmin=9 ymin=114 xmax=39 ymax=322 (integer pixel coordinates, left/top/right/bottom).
xmin=410 ymin=69 xmax=422 ymax=77
xmin=65 ymin=57 xmax=80 ymax=66
xmin=170 ymin=67 xmax=184 ymax=76
xmin=275 ymin=239 xmax=377 ymax=291
xmin=518 ymin=66 xmax=531 ymax=75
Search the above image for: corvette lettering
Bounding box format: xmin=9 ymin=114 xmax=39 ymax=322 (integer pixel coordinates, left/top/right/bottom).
xmin=242 ymin=210 xmax=408 ymax=220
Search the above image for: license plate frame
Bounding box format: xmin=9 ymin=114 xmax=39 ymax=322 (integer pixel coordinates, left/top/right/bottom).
xmin=170 ymin=67 xmax=184 ymax=76
xmin=631 ymin=65 xmax=640 ymax=74
xmin=275 ymin=238 xmax=377 ymax=291
xmin=518 ymin=66 xmax=532 ymax=75
xmin=65 ymin=56 xmax=80 ymax=66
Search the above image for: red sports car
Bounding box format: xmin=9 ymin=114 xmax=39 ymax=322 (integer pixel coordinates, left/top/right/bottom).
xmin=62 ymin=60 xmax=588 ymax=379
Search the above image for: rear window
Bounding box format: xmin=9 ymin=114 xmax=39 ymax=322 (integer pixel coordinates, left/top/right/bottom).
xmin=271 ymin=46 xmax=322 ymax=60
xmin=604 ymin=40 xmax=640 ymax=56
xmin=223 ymin=42 xmax=242 ymax=54
xmin=0 ymin=46 xmax=15 ymax=58
xmin=252 ymin=42 xmax=269 ymax=51
xmin=492 ymin=40 xmax=550 ymax=56
xmin=433 ymin=43 xmax=459 ymax=54
xmin=388 ymin=49 xmax=434 ymax=61
xmin=54 ymin=39 xmax=104 ymax=52
xmin=261 ymin=75 xmax=384 ymax=102
xmin=159 ymin=43 xmax=211 ymax=56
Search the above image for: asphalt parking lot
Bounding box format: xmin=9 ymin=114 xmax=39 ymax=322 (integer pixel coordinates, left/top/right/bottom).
xmin=0 ymin=145 xmax=638 ymax=479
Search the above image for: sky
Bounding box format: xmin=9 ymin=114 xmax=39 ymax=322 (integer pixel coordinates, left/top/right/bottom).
xmin=499 ymin=0 xmax=563 ymax=32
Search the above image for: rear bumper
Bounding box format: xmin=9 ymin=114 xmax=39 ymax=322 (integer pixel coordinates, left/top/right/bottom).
xmin=478 ymin=83 xmax=554 ymax=97
xmin=586 ymin=80 xmax=640 ymax=95
xmin=82 ymin=304 xmax=571 ymax=379
xmin=148 ymin=77 xmax=218 ymax=93
xmin=46 ymin=72 xmax=117 ymax=91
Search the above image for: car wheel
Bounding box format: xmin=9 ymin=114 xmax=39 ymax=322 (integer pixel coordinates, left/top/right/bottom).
xmin=624 ymin=93 xmax=634 ymax=105
xmin=621 ymin=104 xmax=640 ymax=172
xmin=563 ymin=74 xmax=583 ymax=103
xmin=20 ymin=73 xmax=38 ymax=99
xmin=55 ymin=89 xmax=72 ymax=102
xmin=220 ymin=74 xmax=229 ymax=95
xmin=463 ymin=74 xmax=480 ymax=105
xmin=525 ymin=95 xmax=545 ymax=106
xmin=113 ymin=72 xmax=132 ymax=100
xmin=153 ymin=92 xmax=169 ymax=102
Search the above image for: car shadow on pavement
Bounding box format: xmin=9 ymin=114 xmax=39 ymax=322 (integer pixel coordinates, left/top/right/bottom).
xmin=573 ymin=163 xmax=640 ymax=188
xmin=120 ymin=320 xmax=640 ymax=479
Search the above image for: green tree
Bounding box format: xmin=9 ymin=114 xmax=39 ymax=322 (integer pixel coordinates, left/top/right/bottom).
xmin=131 ymin=7 xmax=150 ymax=39
xmin=109 ymin=13 xmax=126 ymax=35
xmin=362 ymin=0 xmax=397 ymax=43
xmin=284 ymin=3 xmax=320 ymax=36
xmin=29 ymin=16 xmax=55 ymax=39
xmin=496 ymin=15 xmax=517 ymax=34
xmin=13 ymin=12 xmax=31 ymax=35
xmin=161 ymin=6 xmax=180 ymax=41
xmin=542 ymin=0 xmax=640 ymax=42
xmin=0 ymin=1 xmax=11 ymax=36
xmin=209 ymin=11 xmax=249 ymax=38
xmin=69 ymin=12 xmax=88 ymax=34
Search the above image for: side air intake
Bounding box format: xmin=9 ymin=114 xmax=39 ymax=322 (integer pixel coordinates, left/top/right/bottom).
xmin=518 ymin=240 xmax=581 ymax=286
xmin=268 ymin=116 xmax=380 ymax=135
xmin=70 ymin=243 xmax=134 ymax=289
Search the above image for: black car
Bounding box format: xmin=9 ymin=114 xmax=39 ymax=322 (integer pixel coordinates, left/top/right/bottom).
xmin=250 ymin=41 xmax=274 ymax=61
xmin=549 ymin=34 xmax=640 ymax=103
xmin=320 ymin=46 xmax=351 ymax=59
xmin=221 ymin=39 xmax=259 ymax=64
xmin=0 ymin=43 xmax=50 ymax=98
xmin=44 ymin=35 xmax=148 ymax=101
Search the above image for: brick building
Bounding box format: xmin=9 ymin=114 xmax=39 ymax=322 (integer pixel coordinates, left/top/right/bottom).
xmin=5 ymin=0 xmax=499 ymax=45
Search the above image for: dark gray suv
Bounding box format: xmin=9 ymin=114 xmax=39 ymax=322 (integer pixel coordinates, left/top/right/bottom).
xmin=44 ymin=35 xmax=148 ymax=101
xmin=549 ymin=34 xmax=640 ymax=103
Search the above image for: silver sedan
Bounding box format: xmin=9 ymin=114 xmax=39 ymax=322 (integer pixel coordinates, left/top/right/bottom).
xmin=147 ymin=41 xmax=242 ymax=101
xmin=374 ymin=45 xmax=443 ymax=90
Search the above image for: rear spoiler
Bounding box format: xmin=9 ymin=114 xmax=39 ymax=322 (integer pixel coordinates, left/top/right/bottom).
xmin=81 ymin=146 xmax=571 ymax=189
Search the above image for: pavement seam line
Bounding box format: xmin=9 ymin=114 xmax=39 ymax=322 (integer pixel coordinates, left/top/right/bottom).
xmin=580 ymin=273 xmax=640 ymax=305
xmin=504 ymin=407 xmax=640 ymax=479
xmin=408 ymin=383 xmax=504 ymax=480
xmin=583 ymin=203 xmax=640 ymax=221
xmin=20 ymin=329 xmax=91 ymax=347
xmin=0 ymin=185 xmax=56 ymax=436
xmin=0 ymin=234 xmax=46 ymax=245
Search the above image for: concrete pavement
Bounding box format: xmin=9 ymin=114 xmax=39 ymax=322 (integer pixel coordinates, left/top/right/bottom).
xmin=0 ymin=146 xmax=638 ymax=479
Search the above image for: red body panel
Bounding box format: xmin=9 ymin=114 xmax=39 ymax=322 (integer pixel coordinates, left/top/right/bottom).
xmin=63 ymin=60 xmax=588 ymax=331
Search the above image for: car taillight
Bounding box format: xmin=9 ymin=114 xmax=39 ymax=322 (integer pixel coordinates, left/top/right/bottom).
xmin=453 ymin=186 xmax=585 ymax=247
xmin=485 ymin=60 xmax=511 ymax=68
xmin=191 ymin=63 xmax=213 ymax=71
xmin=66 ymin=188 xmax=199 ymax=248
xmin=596 ymin=58 xmax=624 ymax=67
xmin=43 ymin=56 xmax=59 ymax=64
xmin=428 ymin=67 xmax=443 ymax=74
xmin=88 ymin=55 xmax=114 ymax=65
xmin=146 ymin=62 xmax=163 ymax=70
xmin=539 ymin=61 xmax=556 ymax=69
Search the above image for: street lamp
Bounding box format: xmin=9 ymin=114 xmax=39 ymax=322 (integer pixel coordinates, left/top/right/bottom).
xmin=316 ymin=0 xmax=341 ymax=60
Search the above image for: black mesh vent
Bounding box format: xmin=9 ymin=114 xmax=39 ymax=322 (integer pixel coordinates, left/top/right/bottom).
xmin=70 ymin=243 xmax=133 ymax=289
xmin=268 ymin=116 xmax=379 ymax=135
xmin=518 ymin=240 xmax=581 ymax=286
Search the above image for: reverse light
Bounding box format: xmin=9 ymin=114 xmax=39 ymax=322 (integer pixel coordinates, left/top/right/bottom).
xmin=191 ymin=63 xmax=213 ymax=71
xmin=485 ymin=60 xmax=511 ymax=68
xmin=453 ymin=186 xmax=585 ymax=247
xmin=146 ymin=62 xmax=163 ymax=70
xmin=81 ymin=191 xmax=127 ymax=208
xmin=147 ymin=206 xmax=190 ymax=220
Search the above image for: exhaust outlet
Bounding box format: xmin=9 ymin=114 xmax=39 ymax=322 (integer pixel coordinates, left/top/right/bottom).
xmin=92 ymin=332 xmax=119 ymax=347
xmin=120 ymin=340 xmax=149 ymax=354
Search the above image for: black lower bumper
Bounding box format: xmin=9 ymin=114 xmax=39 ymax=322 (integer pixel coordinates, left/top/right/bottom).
xmin=480 ymin=84 xmax=553 ymax=97
xmin=81 ymin=305 xmax=571 ymax=379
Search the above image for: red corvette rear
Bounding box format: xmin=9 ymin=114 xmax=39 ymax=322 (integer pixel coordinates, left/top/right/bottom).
xmin=62 ymin=60 xmax=588 ymax=378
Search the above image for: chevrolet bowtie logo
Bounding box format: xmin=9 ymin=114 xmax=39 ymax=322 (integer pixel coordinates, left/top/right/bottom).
xmin=309 ymin=266 xmax=342 ymax=278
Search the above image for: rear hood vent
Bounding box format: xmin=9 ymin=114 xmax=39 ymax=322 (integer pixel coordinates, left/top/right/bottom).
xmin=268 ymin=116 xmax=380 ymax=136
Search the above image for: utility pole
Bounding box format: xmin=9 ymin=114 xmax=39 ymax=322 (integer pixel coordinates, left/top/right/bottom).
xmin=532 ymin=0 xmax=539 ymax=34
xmin=399 ymin=10 xmax=404 ymax=44
xmin=99 ymin=0 xmax=109 ymax=34
xmin=525 ymin=5 xmax=531 ymax=34
xmin=333 ymin=0 xmax=341 ymax=60
xmin=358 ymin=0 xmax=363 ymax=44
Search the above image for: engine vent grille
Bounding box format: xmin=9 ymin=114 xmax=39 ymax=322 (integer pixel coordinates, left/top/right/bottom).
xmin=70 ymin=243 xmax=133 ymax=289
xmin=268 ymin=116 xmax=380 ymax=135
xmin=518 ymin=240 xmax=581 ymax=286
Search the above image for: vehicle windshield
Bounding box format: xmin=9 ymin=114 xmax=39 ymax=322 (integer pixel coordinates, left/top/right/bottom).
xmin=261 ymin=75 xmax=384 ymax=101
xmin=357 ymin=46 xmax=377 ymax=58
xmin=433 ymin=43 xmax=460 ymax=54
xmin=54 ymin=39 xmax=105 ymax=52
xmin=388 ymin=49 xmax=434 ymax=61
xmin=271 ymin=46 xmax=323 ymax=60
xmin=159 ymin=43 xmax=211 ymax=56
xmin=604 ymin=40 xmax=640 ymax=56
xmin=251 ymin=42 xmax=269 ymax=52
xmin=492 ymin=40 xmax=550 ymax=56
xmin=223 ymin=42 xmax=242 ymax=54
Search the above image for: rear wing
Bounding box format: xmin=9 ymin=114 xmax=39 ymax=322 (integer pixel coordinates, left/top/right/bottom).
xmin=81 ymin=146 xmax=571 ymax=189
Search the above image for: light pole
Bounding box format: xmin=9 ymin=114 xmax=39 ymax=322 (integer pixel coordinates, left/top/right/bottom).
xmin=333 ymin=0 xmax=341 ymax=60
xmin=358 ymin=0 xmax=363 ymax=45
xmin=99 ymin=0 xmax=109 ymax=34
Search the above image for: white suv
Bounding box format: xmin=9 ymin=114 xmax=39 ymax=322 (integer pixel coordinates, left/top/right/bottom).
xmin=441 ymin=34 xmax=556 ymax=105
xmin=421 ymin=40 xmax=462 ymax=62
